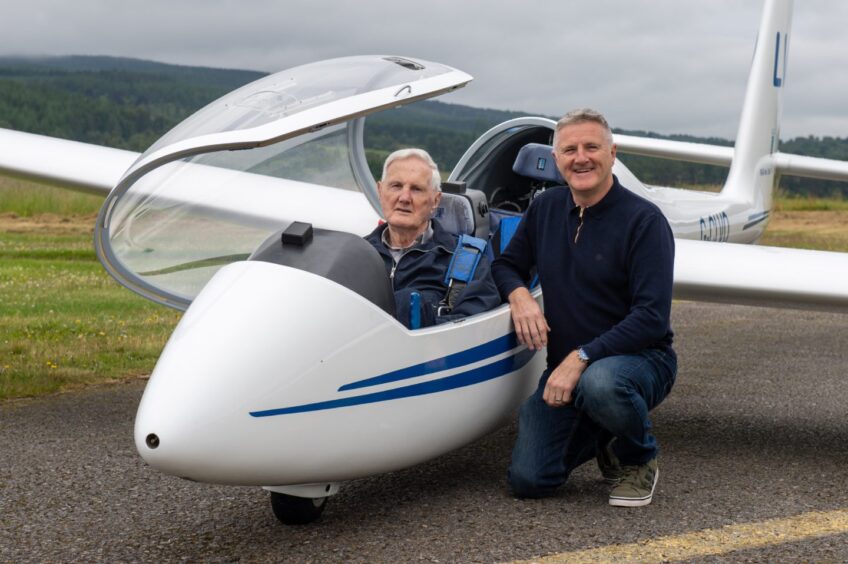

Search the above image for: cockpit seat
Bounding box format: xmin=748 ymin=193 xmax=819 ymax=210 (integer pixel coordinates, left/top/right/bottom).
xmin=434 ymin=181 xmax=490 ymax=240
xmin=486 ymin=143 xmax=565 ymax=262
xmin=511 ymin=143 xmax=564 ymax=185
xmin=434 ymin=193 xmax=474 ymax=236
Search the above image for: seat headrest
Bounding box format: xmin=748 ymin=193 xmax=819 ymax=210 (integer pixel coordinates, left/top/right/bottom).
xmin=512 ymin=143 xmax=564 ymax=184
xmin=434 ymin=193 xmax=475 ymax=236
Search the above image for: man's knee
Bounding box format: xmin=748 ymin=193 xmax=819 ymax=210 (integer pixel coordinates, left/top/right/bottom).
xmin=575 ymin=359 xmax=620 ymax=405
xmin=508 ymin=433 xmax=557 ymax=498
xmin=507 ymin=466 xmax=557 ymax=499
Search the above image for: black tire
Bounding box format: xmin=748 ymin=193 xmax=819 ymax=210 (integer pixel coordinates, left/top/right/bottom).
xmin=270 ymin=492 xmax=327 ymax=525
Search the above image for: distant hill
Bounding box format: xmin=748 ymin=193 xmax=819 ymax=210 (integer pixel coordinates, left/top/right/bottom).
xmin=1 ymin=55 xmax=845 ymax=197
xmin=0 ymin=55 xmax=265 ymax=88
xmin=0 ymin=55 xmax=266 ymax=150
xmin=0 ymin=55 xmax=535 ymax=169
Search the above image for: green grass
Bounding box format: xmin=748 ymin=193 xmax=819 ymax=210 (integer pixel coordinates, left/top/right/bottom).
xmin=0 ymin=176 xmax=104 ymax=216
xmin=0 ymin=257 xmax=181 ymax=399
xmin=1 ymin=178 xmax=181 ymax=399
xmin=773 ymin=194 xmax=848 ymax=212
xmin=758 ymin=211 xmax=848 ymax=252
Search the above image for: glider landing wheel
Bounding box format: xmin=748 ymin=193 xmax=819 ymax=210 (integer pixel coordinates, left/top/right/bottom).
xmin=270 ymin=492 xmax=327 ymax=525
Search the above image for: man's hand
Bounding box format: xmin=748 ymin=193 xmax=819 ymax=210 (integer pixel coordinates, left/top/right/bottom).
xmin=507 ymin=287 xmax=550 ymax=350
xmin=543 ymin=350 xmax=588 ymax=407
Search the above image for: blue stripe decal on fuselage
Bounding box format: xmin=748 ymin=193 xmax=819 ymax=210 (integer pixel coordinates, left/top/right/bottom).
xmin=338 ymin=333 xmax=519 ymax=391
xmin=743 ymin=211 xmax=769 ymax=230
xmin=249 ymin=348 xmax=535 ymax=418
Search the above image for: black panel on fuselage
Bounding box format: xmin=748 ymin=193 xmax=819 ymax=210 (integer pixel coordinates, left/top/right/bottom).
xmin=249 ymin=227 xmax=396 ymax=317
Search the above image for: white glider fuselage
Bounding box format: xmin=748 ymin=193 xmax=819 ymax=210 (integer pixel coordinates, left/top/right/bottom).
xmin=137 ymin=262 xmax=540 ymax=485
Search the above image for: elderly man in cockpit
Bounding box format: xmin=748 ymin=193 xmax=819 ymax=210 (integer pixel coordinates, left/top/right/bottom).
xmin=365 ymin=148 xmax=501 ymax=328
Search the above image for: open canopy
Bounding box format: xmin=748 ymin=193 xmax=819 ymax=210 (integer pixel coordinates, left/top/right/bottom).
xmin=95 ymin=56 xmax=472 ymax=309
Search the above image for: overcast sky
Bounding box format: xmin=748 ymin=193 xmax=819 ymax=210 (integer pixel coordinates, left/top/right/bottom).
xmin=3 ymin=0 xmax=847 ymax=140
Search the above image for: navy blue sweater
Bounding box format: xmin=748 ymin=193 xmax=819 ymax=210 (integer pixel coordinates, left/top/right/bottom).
xmin=491 ymin=178 xmax=675 ymax=370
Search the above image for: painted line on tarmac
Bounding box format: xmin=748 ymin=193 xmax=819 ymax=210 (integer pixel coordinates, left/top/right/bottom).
xmin=512 ymin=508 xmax=848 ymax=563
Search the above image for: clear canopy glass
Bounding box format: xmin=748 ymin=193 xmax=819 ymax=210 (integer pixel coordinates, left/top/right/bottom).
xmin=105 ymin=124 xmax=377 ymax=301
xmin=138 ymin=56 xmax=458 ymax=160
xmin=97 ymin=56 xmax=469 ymax=309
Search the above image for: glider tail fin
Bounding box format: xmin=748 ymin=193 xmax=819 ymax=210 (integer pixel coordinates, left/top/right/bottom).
xmin=722 ymin=0 xmax=793 ymax=214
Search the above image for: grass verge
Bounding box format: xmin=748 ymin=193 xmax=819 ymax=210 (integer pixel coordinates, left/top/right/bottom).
xmin=1 ymin=179 xmax=181 ymax=400
xmin=0 ymin=176 xmax=104 ymax=216
xmin=759 ymin=210 xmax=848 ymax=251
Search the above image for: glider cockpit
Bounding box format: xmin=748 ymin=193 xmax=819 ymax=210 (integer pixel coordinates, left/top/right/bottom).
xmin=94 ymin=55 xmax=587 ymax=321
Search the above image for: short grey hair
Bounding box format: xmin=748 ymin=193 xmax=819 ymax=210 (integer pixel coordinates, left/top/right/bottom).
xmin=553 ymin=108 xmax=614 ymax=147
xmin=381 ymin=148 xmax=441 ymax=192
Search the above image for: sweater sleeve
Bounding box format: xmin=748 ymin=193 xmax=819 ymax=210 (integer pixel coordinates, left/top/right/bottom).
xmin=582 ymin=211 xmax=675 ymax=360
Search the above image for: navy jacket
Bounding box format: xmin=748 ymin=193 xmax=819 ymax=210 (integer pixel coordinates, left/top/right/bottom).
xmin=366 ymin=220 xmax=502 ymax=328
xmin=491 ymin=178 xmax=675 ymax=370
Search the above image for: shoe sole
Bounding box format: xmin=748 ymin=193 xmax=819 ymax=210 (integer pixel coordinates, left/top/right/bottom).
xmin=608 ymin=467 xmax=658 ymax=507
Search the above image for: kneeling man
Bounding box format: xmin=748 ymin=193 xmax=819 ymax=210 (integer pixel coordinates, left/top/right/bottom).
xmin=492 ymin=109 xmax=677 ymax=507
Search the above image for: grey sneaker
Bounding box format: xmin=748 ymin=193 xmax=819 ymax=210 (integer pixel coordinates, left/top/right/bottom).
xmin=596 ymin=441 xmax=624 ymax=484
xmin=608 ymin=458 xmax=658 ymax=507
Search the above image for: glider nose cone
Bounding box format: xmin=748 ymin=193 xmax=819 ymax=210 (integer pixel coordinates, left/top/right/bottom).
xmin=132 ymin=260 xmax=397 ymax=484
xmin=134 ymin=424 xmax=203 ymax=480
xmin=133 ymin=386 xmax=227 ymax=481
xmin=131 ymin=261 xmax=293 ymax=481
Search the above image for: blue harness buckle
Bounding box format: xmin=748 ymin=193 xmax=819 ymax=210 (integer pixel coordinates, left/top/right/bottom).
xmin=437 ymin=234 xmax=487 ymax=316
xmin=444 ymin=234 xmax=486 ymax=286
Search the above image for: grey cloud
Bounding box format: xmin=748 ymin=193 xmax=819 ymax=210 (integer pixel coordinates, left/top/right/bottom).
xmin=2 ymin=0 xmax=847 ymax=139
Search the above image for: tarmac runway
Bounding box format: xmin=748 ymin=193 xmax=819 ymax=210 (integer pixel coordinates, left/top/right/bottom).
xmin=2 ymin=301 xmax=847 ymax=562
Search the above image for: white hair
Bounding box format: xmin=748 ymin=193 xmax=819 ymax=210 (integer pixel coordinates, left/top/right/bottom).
xmin=381 ymin=148 xmax=441 ymax=191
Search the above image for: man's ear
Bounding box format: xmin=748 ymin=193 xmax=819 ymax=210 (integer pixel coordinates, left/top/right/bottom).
xmin=428 ymin=191 xmax=441 ymax=219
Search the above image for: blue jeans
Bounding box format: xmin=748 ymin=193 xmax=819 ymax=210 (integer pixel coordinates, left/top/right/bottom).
xmin=508 ymin=348 xmax=677 ymax=498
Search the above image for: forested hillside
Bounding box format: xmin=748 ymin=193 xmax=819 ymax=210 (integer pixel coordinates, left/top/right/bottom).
xmin=1 ymin=55 xmax=846 ymax=196
xmin=0 ymin=56 xmax=264 ymax=150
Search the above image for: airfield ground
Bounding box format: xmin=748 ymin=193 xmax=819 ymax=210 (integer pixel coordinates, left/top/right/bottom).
xmin=2 ymin=301 xmax=847 ymax=561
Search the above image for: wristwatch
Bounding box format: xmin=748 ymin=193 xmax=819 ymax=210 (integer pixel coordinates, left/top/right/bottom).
xmin=576 ymin=347 xmax=590 ymax=364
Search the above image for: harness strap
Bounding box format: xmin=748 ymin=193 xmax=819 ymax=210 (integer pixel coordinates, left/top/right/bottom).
xmin=440 ymin=234 xmax=487 ymax=313
xmin=497 ymin=216 xmax=522 ymax=254
xmin=409 ymin=291 xmax=422 ymax=329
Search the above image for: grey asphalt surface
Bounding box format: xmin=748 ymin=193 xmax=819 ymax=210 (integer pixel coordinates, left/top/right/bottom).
xmin=2 ymin=301 xmax=847 ymax=562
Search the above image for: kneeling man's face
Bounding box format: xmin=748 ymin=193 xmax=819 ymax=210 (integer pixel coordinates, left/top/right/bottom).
xmin=553 ymin=121 xmax=616 ymax=197
xmin=378 ymin=157 xmax=441 ymax=233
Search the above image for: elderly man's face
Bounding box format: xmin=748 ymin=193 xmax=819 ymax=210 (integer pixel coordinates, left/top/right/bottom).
xmin=553 ymin=121 xmax=617 ymax=198
xmin=377 ymin=157 xmax=441 ymax=234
